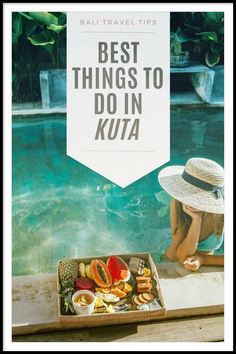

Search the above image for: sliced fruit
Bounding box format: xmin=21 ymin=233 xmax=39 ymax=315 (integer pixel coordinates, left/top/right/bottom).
xmin=95 ymin=287 xmax=111 ymax=294
xmin=143 ymin=267 xmax=151 ymax=276
xmin=102 ymin=293 xmax=120 ymax=303
xmin=78 ymin=262 xmax=86 ymax=277
xmin=75 ymin=277 xmax=94 ymax=290
xmin=123 ymin=282 xmax=132 ymax=293
xmin=114 ymin=281 xmax=125 ymax=290
xmin=106 ymin=304 xmax=115 ymax=313
xmin=85 ymin=264 xmax=93 ymax=280
xmin=107 ymin=255 xmax=130 ymax=283
xmin=95 ymin=297 xmax=105 ymax=308
xmin=91 ymin=259 xmax=112 ymax=288
xmin=111 ymin=288 xmax=127 ymax=298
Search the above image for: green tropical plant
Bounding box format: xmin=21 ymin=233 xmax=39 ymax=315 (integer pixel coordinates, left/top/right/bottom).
xmin=170 ymin=31 xmax=190 ymax=67
xmin=12 ymin=12 xmax=66 ymax=102
xmin=170 ymin=12 xmax=224 ymax=67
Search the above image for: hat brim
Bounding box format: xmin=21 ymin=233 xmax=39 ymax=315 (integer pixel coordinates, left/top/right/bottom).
xmin=158 ymin=165 xmax=224 ymax=214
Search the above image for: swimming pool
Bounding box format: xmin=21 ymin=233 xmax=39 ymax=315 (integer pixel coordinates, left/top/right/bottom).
xmin=12 ymin=106 xmax=224 ymax=275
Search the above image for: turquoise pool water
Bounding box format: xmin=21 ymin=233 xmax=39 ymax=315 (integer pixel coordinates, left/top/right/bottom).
xmin=12 ymin=107 xmax=224 ymax=275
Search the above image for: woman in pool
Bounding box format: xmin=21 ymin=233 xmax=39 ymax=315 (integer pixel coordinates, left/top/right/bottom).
xmin=158 ymin=157 xmax=224 ymax=272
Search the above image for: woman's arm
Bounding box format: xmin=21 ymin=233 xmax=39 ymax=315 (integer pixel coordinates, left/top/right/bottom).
xmin=199 ymin=253 xmax=224 ymax=266
xmin=184 ymin=253 xmax=224 ymax=271
xmin=175 ymin=206 xmax=203 ymax=263
xmin=164 ymin=199 xmax=186 ymax=261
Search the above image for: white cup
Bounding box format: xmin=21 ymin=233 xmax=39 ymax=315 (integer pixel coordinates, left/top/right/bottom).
xmin=72 ymin=290 xmax=96 ymax=315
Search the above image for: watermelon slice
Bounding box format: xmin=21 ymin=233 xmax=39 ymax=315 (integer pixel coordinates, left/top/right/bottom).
xmin=107 ymin=255 xmax=130 ymax=284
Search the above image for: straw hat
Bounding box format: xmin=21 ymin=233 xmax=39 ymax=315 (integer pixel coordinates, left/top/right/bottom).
xmin=158 ymin=158 xmax=224 ymax=214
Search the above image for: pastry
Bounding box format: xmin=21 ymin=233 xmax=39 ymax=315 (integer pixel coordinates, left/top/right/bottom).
xmin=132 ymin=292 xmax=155 ymax=307
xmin=132 ymin=295 xmax=144 ymax=306
xmin=136 ymin=275 xmax=152 ymax=293
xmin=129 ymin=257 xmax=145 ymax=275
xmin=137 ymin=294 xmax=148 ymax=303
xmin=136 ymin=275 xmax=151 ymax=283
xmin=137 ymin=282 xmax=152 ymax=293
xmin=142 ymin=293 xmax=154 ymax=302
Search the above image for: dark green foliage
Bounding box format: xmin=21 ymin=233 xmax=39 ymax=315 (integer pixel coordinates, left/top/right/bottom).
xmin=59 ymin=280 xmax=75 ymax=315
xmin=12 ymin=12 xmax=66 ymax=103
xmin=170 ymin=12 xmax=224 ymax=67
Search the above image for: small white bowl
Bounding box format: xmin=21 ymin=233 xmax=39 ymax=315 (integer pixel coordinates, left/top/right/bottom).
xmin=72 ymin=290 xmax=95 ymax=315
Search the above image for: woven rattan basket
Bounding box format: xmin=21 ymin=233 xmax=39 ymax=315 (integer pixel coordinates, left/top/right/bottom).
xmin=57 ymin=253 xmax=166 ymax=328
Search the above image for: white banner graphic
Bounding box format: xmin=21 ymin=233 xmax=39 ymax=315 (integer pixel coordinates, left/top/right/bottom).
xmin=67 ymin=12 xmax=170 ymax=187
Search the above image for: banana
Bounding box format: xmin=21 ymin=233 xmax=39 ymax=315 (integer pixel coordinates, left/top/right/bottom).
xmin=85 ymin=264 xmax=93 ymax=280
xmin=78 ymin=262 xmax=86 ymax=277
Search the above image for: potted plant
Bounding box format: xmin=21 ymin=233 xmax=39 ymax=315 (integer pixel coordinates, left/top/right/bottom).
xmin=12 ymin=12 xmax=66 ymax=107
xmin=170 ymin=30 xmax=190 ymax=67
xmin=170 ymin=12 xmax=224 ymax=67
xmin=170 ymin=12 xmax=224 ymax=103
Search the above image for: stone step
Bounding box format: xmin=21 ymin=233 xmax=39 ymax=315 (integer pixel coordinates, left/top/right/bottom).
xmin=12 ymin=262 xmax=224 ymax=336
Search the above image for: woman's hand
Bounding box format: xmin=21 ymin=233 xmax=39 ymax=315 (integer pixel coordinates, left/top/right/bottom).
xmin=183 ymin=254 xmax=203 ymax=271
xmin=182 ymin=204 xmax=203 ymax=220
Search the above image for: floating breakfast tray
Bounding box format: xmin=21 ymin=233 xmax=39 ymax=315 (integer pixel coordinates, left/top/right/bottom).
xmin=57 ymin=253 xmax=166 ymax=328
